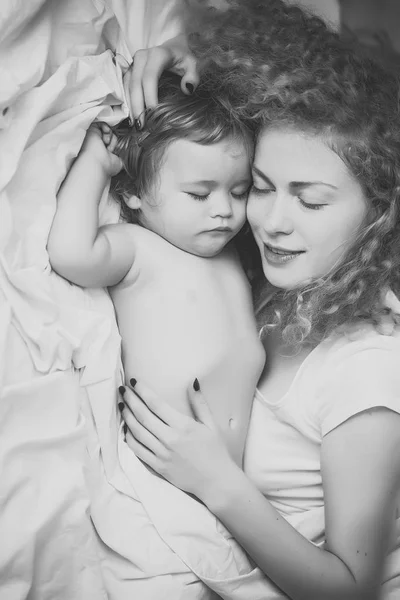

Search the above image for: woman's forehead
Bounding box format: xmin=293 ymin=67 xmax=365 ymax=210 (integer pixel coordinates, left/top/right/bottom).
xmin=254 ymin=128 xmax=351 ymax=181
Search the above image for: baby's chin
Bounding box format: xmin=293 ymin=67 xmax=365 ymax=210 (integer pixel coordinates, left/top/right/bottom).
xmin=169 ymin=233 xmax=237 ymax=259
xmin=189 ymin=239 xmax=235 ymax=259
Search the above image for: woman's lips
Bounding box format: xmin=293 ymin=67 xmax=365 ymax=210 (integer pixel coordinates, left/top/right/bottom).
xmin=263 ymin=243 xmax=305 ymax=264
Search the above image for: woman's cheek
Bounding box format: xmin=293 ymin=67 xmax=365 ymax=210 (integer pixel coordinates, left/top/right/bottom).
xmin=246 ymin=202 xmax=261 ymax=235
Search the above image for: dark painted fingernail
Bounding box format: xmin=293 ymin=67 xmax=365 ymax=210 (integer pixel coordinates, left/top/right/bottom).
xmin=118 ymin=402 xmax=125 ymax=412
xmin=130 ymin=378 xmax=137 ymax=388
xmin=119 ymin=385 xmax=126 ymax=396
xmin=193 ymin=378 xmax=200 ymax=391
xmin=123 ymin=423 xmax=128 ymax=435
xmin=134 ymin=118 xmax=142 ymax=131
xmin=185 ymin=82 xmax=194 ymax=94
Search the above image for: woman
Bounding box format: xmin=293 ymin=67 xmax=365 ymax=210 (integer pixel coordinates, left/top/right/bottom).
xmin=119 ymin=1 xmax=400 ymax=598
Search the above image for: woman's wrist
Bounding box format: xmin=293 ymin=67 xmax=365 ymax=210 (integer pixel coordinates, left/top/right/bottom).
xmin=199 ymin=462 xmax=249 ymax=514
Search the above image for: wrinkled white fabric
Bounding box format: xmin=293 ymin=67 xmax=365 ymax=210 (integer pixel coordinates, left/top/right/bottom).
xmin=0 ymin=1 xmax=176 ymax=599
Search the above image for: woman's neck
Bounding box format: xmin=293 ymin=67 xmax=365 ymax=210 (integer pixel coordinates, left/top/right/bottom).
xmin=257 ymin=328 xmax=315 ymax=401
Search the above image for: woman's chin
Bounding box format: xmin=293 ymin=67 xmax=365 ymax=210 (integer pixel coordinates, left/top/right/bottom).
xmin=261 ymin=264 xmax=306 ymax=291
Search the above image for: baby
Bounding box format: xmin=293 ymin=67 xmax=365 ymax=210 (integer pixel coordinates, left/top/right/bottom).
xmin=47 ymin=74 xmax=264 ymax=466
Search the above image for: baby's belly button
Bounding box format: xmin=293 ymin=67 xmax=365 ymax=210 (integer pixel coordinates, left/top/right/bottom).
xmin=227 ymin=415 xmax=242 ymax=430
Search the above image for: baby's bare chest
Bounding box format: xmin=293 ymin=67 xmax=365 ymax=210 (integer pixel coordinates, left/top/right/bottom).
xmin=113 ymin=248 xmax=256 ymax=350
xmin=111 ymin=247 xmax=265 ymax=463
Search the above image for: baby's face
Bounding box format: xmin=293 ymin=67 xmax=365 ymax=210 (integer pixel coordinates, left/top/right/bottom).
xmin=139 ymin=137 xmax=251 ymax=257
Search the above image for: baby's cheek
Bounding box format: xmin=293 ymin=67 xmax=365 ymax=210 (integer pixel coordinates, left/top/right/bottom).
xmin=239 ymin=208 xmax=248 ymax=224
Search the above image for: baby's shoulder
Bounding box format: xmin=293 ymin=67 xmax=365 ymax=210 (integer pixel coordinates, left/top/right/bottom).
xmin=128 ymin=225 xmax=184 ymax=256
xmin=123 ymin=224 xmax=172 ymax=264
xmin=126 ymin=223 xmax=156 ymax=244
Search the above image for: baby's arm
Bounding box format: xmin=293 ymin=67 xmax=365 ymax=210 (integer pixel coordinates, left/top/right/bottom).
xmin=47 ymin=124 xmax=135 ymax=288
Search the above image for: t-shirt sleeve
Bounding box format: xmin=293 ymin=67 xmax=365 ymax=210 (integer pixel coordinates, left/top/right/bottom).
xmin=317 ymin=339 xmax=400 ymax=437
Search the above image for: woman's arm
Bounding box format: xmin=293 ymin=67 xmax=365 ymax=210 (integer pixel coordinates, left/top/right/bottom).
xmin=120 ymin=380 xmax=400 ymax=600
xmin=202 ymin=408 xmax=400 ymax=600
xmin=47 ymin=124 xmax=135 ymax=288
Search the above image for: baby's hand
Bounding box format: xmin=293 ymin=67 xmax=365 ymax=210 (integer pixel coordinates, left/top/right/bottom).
xmin=81 ymin=123 xmax=123 ymax=177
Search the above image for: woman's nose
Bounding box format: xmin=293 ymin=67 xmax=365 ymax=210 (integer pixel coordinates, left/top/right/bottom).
xmin=209 ymin=193 xmax=233 ymax=219
xmin=263 ymin=195 xmax=293 ymax=235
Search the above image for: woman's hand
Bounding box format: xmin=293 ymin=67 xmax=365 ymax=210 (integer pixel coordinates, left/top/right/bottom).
xmin=124 ymin=34 xmax=199 ymax=128
xmin=119 ymin=378 xmax=237 ymax=501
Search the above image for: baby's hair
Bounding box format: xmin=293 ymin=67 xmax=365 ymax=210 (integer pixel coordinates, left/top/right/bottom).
xmin=185 ymin=0 xmax=400 ymax=344
xmin=110 ymin=72 xmax=253 ymax=224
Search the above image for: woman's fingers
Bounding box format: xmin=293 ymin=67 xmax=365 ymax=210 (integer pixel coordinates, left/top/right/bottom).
xmin=188 ymin=379 xmax=216 ymax=429
xmin=121 ymin=404 xmax=165 ymax=456
xmin=125 ymin=47 xmax=170 ymax=124
xmin=140 ymin=47 xmax=172 ymax=110
xmin=126 ymin=378 xmax=187 ymax=428
xmin=125 ymin=431 xmax=161 ymax=472
xmin=123 ymin=34 xmax=199 ymax=126
xmin=123 ymin=49 xmax=148 ymax=124
xmin=121 ymin=383 xmax=169 ymax=438
xmin=160 ymin=33 xmax=199 ymax=91
xmin=177 ymin=54 xmax=199 ymax=95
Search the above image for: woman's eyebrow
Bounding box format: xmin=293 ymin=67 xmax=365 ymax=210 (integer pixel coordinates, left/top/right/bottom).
xmin=290 ymin=181 xmax=338 ymax=191
xmin=252 ymin=166 xmax=273 ymax=185
xmin=252 ymin=166 xmax=338 ymax=191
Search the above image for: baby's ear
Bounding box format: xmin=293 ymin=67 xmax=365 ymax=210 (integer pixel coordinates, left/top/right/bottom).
xmin=124 ymin=194 xmax=142 ymax=210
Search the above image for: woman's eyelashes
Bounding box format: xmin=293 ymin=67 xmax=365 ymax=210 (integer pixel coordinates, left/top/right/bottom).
xmin=250 ymin=184 xmax=274 ymax=196
xmin=250 ymin=185 xmax=326 ymax=211
xmin=298 ymin=198 xmax=326 ymax=211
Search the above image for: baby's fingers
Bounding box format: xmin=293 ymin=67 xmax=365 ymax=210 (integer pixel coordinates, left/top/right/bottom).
xmin=97 ymin=122 xmax=113 ymax=145
xmin=106 ymin=131 xmax=119 ymax=154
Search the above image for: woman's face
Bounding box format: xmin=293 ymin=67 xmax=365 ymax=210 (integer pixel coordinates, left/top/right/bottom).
xmin=247 ymin=127 xmax=369 ymax=290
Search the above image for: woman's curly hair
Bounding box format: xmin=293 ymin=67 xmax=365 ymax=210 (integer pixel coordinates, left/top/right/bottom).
xmin=110 ymin=72 xmax=253 ymax=224
xmin=184 ymin=0 xmax=400 ymax=345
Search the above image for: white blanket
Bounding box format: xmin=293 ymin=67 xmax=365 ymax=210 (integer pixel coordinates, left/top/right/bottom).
xmin=0 ymin=2 xmax=176 ymax=598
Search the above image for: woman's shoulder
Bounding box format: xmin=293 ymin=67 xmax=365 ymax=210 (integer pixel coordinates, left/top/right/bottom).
xmin=316 ymin=321 xmax=400 ymax=366
xmin=311 ymin=321 xmax=400 ymax=401
xmin=296 ymin=323 xmax=400 ymax=437
xmin=297 ymin=321 xmax=400 ymax=406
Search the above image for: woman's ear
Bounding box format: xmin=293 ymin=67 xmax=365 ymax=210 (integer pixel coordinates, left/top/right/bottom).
xmin=125 ymin=194 xmax=142 ymax=210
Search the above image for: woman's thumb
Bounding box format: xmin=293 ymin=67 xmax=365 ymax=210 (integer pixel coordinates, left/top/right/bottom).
xmin=180 ymin=56 xmax=200 ymax=95
xmin=188 ymin=378 xmax=215 ymax=428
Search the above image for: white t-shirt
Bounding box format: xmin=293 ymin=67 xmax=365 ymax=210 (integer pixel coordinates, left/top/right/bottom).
xmin=244 ymin=323 xmax=400 ymax=599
